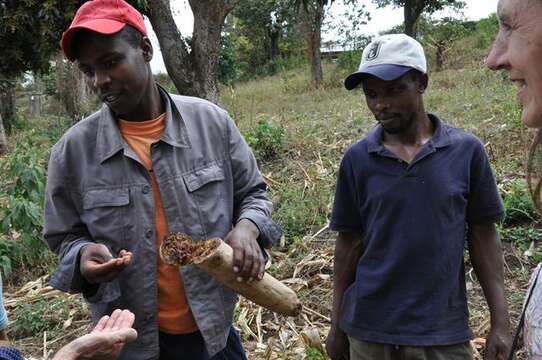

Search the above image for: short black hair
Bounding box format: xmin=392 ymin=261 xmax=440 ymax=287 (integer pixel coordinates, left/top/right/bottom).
xmin=72 ymin=24 xmax=143 ymax=60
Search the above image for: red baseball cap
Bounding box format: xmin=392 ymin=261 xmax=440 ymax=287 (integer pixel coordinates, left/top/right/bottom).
xmin=61 ymin=0 xmax=148 ymax=61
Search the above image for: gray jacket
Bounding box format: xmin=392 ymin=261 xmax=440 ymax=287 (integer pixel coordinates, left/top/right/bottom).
xmin=43 ymin=87 xmax=282 ymax=359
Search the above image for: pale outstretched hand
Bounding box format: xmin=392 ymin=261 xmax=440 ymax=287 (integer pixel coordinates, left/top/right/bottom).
xmin=53 ymin=309 xmax=137 ymax=360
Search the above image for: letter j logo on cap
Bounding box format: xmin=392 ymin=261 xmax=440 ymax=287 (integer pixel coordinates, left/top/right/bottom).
xmin=366 ymin=41 xmax=381 ymax=61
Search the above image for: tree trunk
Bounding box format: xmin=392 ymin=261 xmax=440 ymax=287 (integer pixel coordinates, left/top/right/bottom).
xmin=147 ymin=0 xmax=239 ymax=104
xmin=300 ymin=1 xmax=324 ymax=89
xmin=56 ymin=54 xmax=92 ymax=123
xmin=190 ymin=0 xmax=238 ymax=103
xmin=403 ymin=0 xmax=425 ymax=38
xmin=0 ymin=114 xmax=7 ymax=155
xmin=436 ymin=43 xmax=444 ymax=71
xmin=268 ymin=25 xmax=280 ymax=60
xmin=0 ymin=80 xmax=16 ymax=135
xmin=147 ymin=0 xmax=195 ymax=96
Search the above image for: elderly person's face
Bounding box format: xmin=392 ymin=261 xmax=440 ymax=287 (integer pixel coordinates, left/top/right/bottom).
xmin=486 ymin=0 xmax=542 ymax=129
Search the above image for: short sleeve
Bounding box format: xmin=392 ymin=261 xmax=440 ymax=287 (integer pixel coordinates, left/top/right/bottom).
xmin=330 ymin=151 xmax=363 ymax=233
xmin=466 ymin=139 xmax=505 ymax=224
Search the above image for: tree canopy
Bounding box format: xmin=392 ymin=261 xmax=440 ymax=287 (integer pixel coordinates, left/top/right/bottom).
xmin=373 ymin=0 xmax=464 ymax=14
xmin=373 ymin=0 xmax=465 ymax=37
xmin=0 ymin=0 xmax=79 ymax=78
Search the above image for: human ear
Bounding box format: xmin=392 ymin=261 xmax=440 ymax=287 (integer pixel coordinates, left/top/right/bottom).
xmin=418 ymin=73 xmax=429 ymax=93
xmin=141 ymin=37 xmax=153 ymax=62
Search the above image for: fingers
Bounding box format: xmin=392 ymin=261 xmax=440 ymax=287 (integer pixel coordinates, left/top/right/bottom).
xmin=257 ymin=250 xmax=266 ymax=280
xmin=112 ymin=309 xmax=135 ymax=331
xmin=117 ymin=310 xmax=135 ymax=329
xmin=232 ymin=242 xmax=244 ymax=282
xmin=239 ymin=246 xmax=254 ymax=281
xmin=108 ymin=309 xmax=124 ymax=330
xmin=93 ymin=309 xmax=136 ymax=336
xmin=115 ymin=328 xmax=138 ymax=343
xmin=225 ymin=225 xmax=263 ymax=282
xmin=238 ymin=242 xmax=264 ymax=282
xmin=118 ymin=250 xmax=133 ymax=265
xmin=91 ymin=315 xmax=110 ymax=333
xmin=81 ymin=246 xmax=132 ymax=283
xmin=86 ymin=259 xmax=125 ymax=283
xmin=247 ymin=244 xmax=264 ymax=281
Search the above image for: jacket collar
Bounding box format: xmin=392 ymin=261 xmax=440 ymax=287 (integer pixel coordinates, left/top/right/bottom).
xmin=97 ymin=84 xmax=191 ymax=164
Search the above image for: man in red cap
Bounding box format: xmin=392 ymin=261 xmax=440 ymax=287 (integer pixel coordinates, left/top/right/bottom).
xmin=44 ymin=1 xmax=282 ymax=359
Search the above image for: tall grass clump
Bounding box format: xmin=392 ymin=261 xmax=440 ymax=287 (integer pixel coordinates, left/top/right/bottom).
xmin=245 ymin=120 xmax=285 ymax=162
xmin=336 ymin=50 xmax=361 ymax=75
xmin=500 ymin=178 xmax=537 ymax=225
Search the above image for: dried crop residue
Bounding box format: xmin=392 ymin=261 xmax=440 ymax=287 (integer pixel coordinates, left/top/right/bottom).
xmin=160 ymin=233 xmax=221 ymax=266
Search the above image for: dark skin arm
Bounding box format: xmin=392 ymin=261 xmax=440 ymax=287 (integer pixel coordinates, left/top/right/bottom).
xmin=224 ymin=218 xmax=265 ymax=282
xmin=326 ymin=231 xmax=363 ymax=360
xmin=468 ymin=222 xmax=511 ymax=360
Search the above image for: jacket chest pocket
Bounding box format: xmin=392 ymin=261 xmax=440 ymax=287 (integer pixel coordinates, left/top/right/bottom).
xmin=182 ymin=163 xmax=229 ymax=238
xmin=82 ymin=188 xmax=130 ymax=251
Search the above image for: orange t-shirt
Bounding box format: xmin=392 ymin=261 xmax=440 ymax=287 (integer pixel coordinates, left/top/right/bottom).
xmin=119 ymin=114 xmax=198 ymax=334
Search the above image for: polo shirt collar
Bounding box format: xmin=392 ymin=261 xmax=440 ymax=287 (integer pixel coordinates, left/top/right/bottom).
xmin=366 ymin=113 xmax=451 ymax=154
xmin=97 ymin=83 xmax=191 ymax=163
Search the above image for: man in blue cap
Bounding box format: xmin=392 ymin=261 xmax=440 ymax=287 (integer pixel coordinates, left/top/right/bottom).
xmin=326 ymin=34 xmax=511 ymax=360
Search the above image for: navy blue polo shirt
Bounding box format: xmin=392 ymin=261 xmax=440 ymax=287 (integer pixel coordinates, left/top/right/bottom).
xmin=330 ymin=114 xmax=504 ymax=346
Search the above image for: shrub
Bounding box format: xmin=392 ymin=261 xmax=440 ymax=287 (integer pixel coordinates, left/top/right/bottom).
xmin=219 ymin=32 xmax=240 ymax=85
xmin=500 ymin=179 xmax=537 ymax=225
xmin=0 ymin=130 xmax=54 ymax=275
xmin=475 ymin=14 xmax=498 ymax=50
xmin=275 ymin=185 xmax=329 ymax=241
xmin=11 ymin=298 xmax=71 ymax=339
xmin=336 ymin=50 xmax=361 ymax=73
xmin=245 ymin=120 xmax=285 ymax=162
xmin=499 ymin=225 xmax=542 ymax=245
xmin=305 ymin=347 xmax=326 ymax=360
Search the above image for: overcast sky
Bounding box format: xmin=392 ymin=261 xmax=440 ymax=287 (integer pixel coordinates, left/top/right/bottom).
xmin=147 ymin=0 xmax=499 ymax=74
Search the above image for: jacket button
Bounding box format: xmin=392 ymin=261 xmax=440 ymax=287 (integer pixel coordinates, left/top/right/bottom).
xmin=142 ymin=185 xmax=150 ymax=194
xmin=145 ymin=229 xmax=152 ymax=239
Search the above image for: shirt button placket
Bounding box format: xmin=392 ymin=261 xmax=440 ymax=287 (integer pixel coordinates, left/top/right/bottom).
xmin=142 ymin=185 xmax=150 ymax=194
